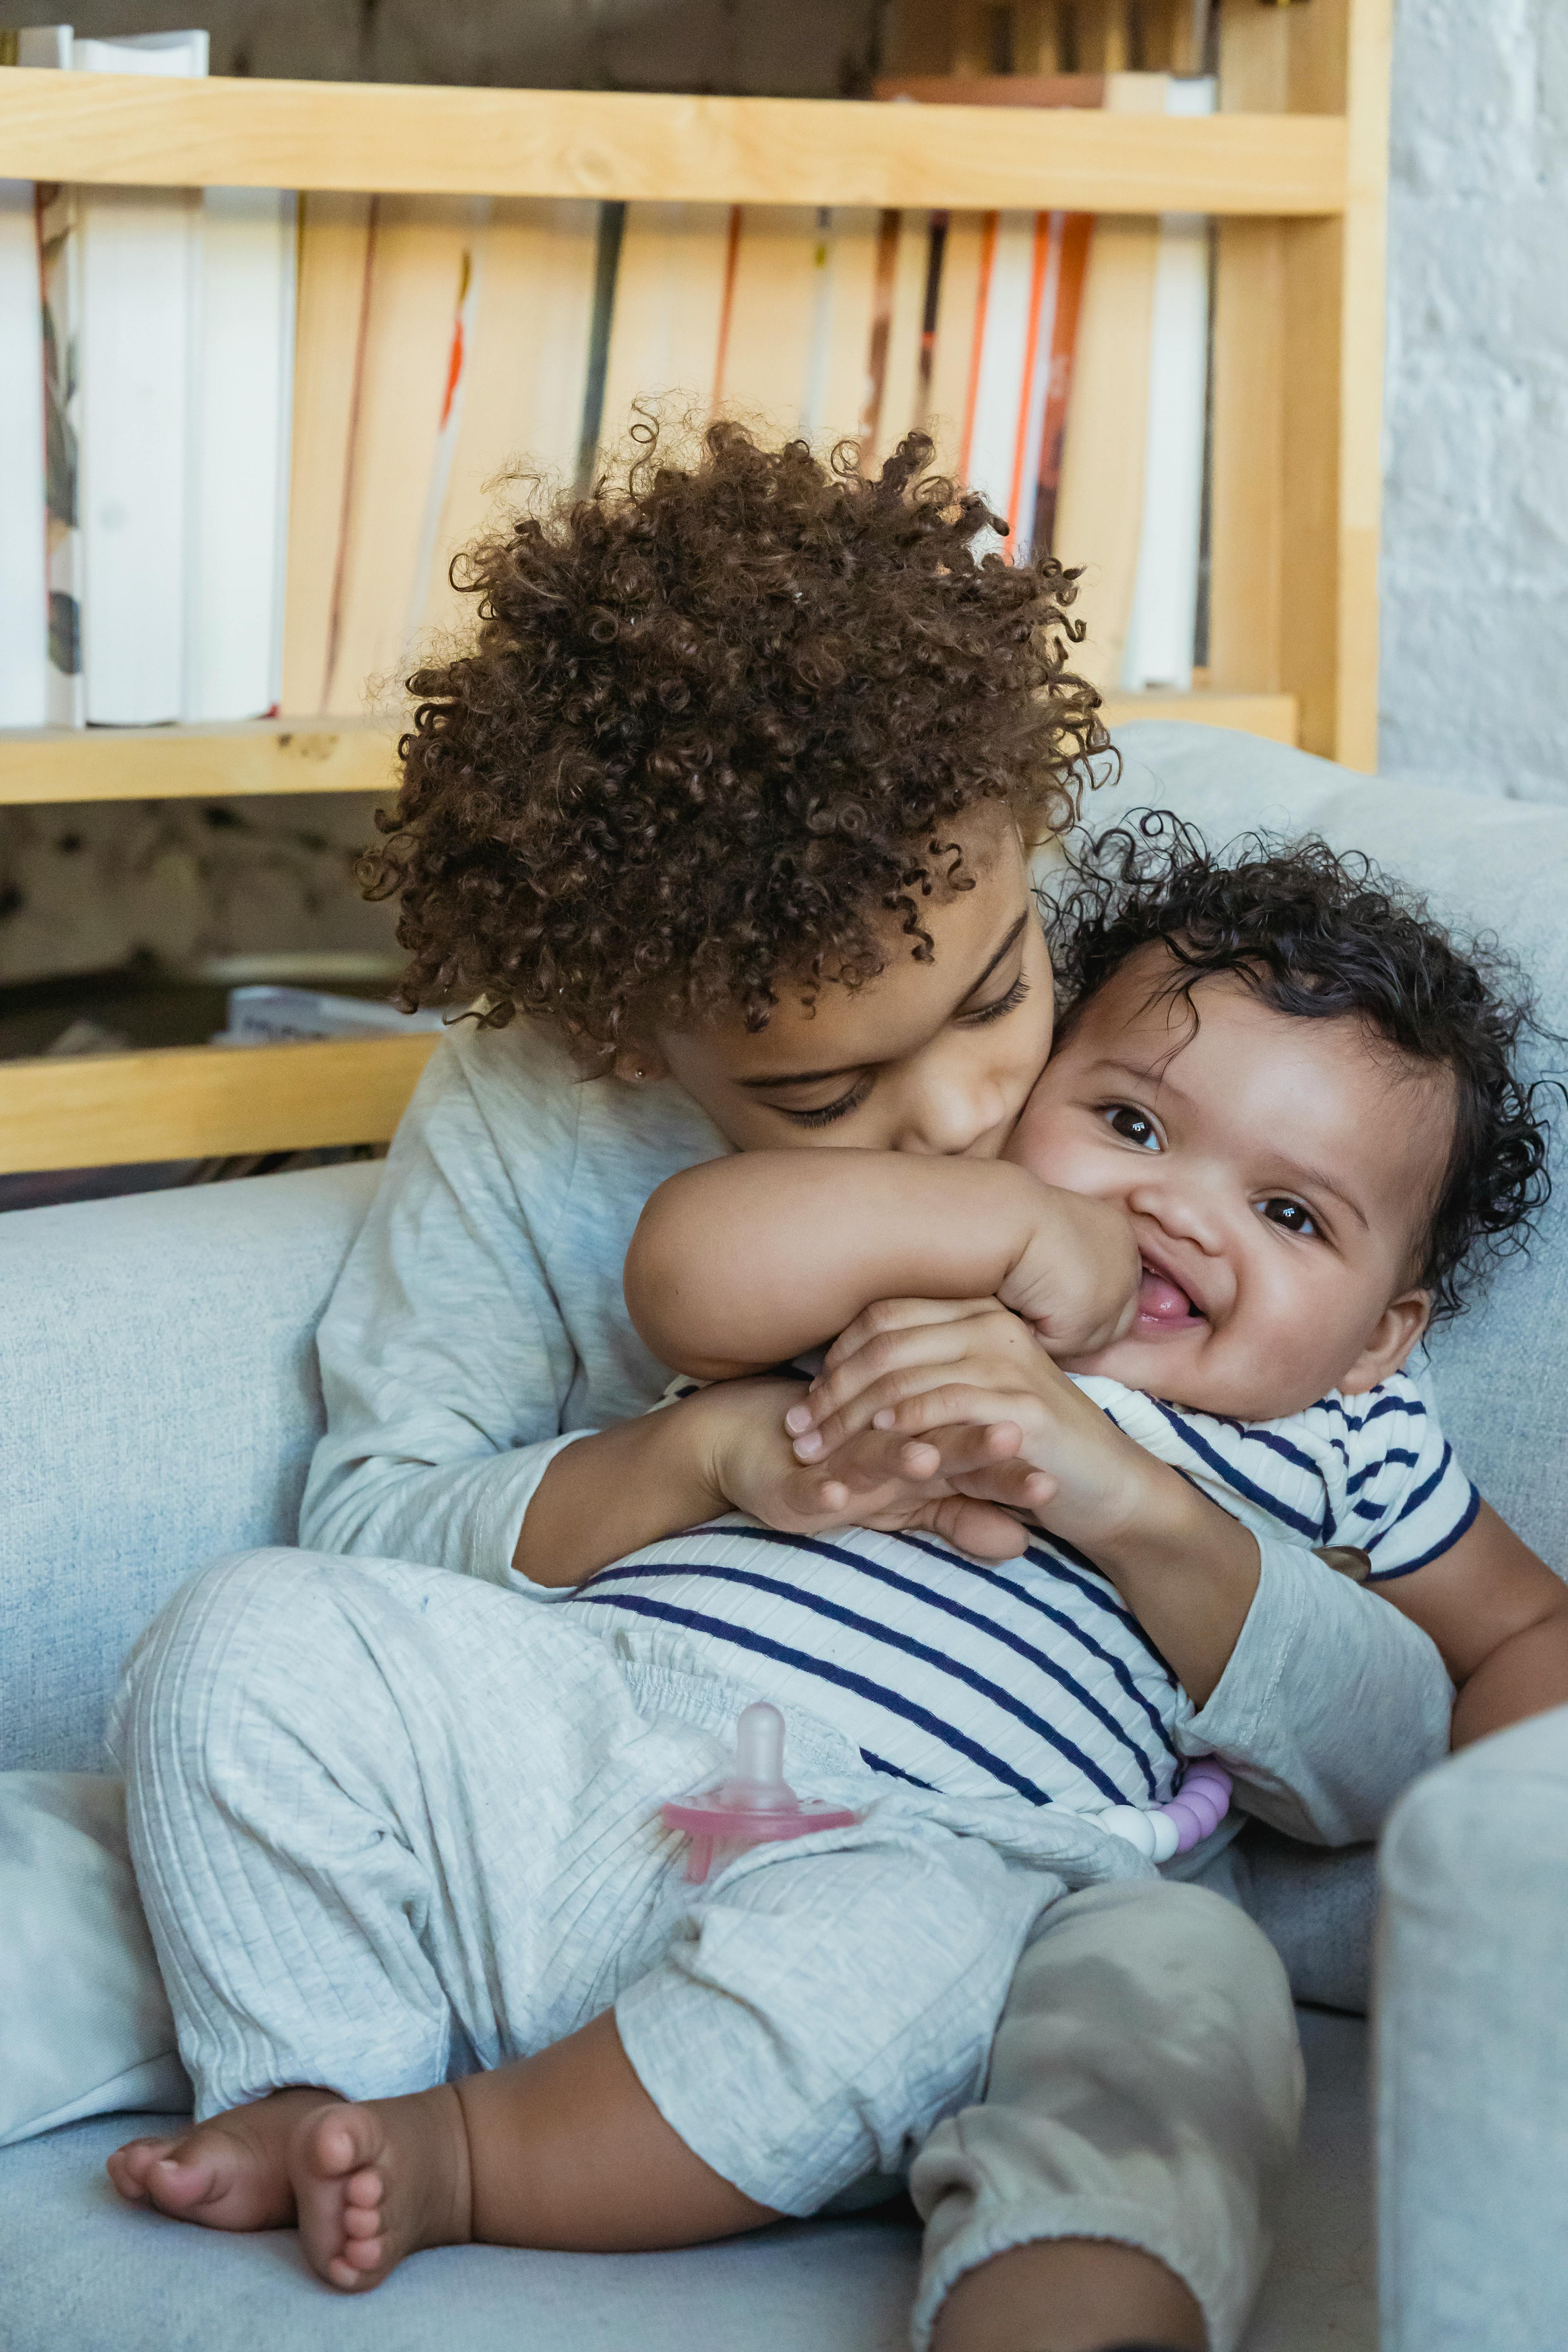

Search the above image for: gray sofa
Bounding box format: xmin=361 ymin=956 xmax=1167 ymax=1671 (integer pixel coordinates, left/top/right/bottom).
xmin=2 ymin=722 xmax=1564 ymax=2351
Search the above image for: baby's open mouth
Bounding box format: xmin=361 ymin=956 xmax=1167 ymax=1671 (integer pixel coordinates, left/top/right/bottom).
xmin=1136 ymin=1265 xmax=1206 ymax=1334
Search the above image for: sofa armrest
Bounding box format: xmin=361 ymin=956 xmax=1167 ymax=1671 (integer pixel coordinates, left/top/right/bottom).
xmin=1377 ymin=1704 xmax=1568 ymax=2351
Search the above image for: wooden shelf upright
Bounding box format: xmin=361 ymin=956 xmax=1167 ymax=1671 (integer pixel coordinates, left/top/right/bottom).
xmin=0 ymin=0 xmax=1393 ymax=1172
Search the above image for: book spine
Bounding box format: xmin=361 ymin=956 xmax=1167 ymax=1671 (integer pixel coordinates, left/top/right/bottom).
xmin=0 ymin=178 xmax=49 ymax=726
xmin=37 ymin=179 xmax=82 ymax=725
xmin=185 ymin=187 xmax=298 ymax=722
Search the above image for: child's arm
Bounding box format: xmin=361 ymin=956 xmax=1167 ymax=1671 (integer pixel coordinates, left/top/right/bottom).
xmin=624 ymin=1150 xmax=1141 ymax=1378
xmin=792 ymin=1301 xmax=1568 ymax=1743
xmin=1375 ymin=1507 xmax=1568 ymax=1747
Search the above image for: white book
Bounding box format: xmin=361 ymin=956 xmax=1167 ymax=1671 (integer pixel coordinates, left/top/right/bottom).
xmin=1120 ymin=76 xmax=1216 ymax=694
xmin=13 ymin=24 xmax=72 ymax=65
xmin=73 ymin=30 xmax=207 ymax=726
xmin=185 ymin=187 xmax=297 ymax=720
xmin=10 ymin=28 xmax=79 ymax=720
xmin=0 ymin=179 xmax=48 ymax=725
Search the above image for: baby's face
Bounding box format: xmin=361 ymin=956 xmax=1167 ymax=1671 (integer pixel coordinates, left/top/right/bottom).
xmin=1005 ymin=947 xmax=1450 ymax=1420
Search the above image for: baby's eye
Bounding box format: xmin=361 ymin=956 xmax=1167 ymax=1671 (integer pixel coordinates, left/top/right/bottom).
xmin=1258 ymin=1197 xmax=1319 ymax=1238
xmin=1105 ymin=1105 xmax=1160 ymax=1151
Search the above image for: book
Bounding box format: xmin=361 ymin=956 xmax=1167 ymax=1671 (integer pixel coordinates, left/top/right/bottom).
xmin=279 ymin=192 xmax=375 ymax=718
xmin=1050 ymin=74 xmax=1170 ymax=689
xmin=597 ymin=200 xmax=736 ymax=461
xmin=1118 ymin=74 xmax=1216 ymax=692
xmin=72 ymin=29 xmax=208 ymax=725
xmin=0 ymin=176 xmax=47 ymax=725
xmin=185 ymin=186 xmax=296 ymax=721
xmin=321 ymin=195 xmax=479 ymax=714
xmin=10 ymin=26 xmax=79 ymax=719
xmin=416 ymin=197 xmax=599 ymax=650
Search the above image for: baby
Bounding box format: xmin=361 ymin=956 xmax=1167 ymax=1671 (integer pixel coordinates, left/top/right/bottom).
xmin=111 ymin=826 xmax=1567 ymax=2325
xmin=622 ymin=824 xmax=1567 ymax=1786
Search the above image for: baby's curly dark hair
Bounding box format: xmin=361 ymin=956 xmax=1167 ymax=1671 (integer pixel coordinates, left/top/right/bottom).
xmin=362 ymin=421 xmax=1105 ymax=1064
xmin=1045 ymin=813 xmax=1559 ymax=1323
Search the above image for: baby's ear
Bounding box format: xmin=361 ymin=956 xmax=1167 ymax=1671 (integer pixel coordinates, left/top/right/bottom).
xmin=1338 ymin=1289 xmax=1432 ymax=1396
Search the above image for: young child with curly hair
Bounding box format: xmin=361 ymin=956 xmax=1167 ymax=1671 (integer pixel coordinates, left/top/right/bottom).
xmin=107 ymin=429 xmax=1462 ymax=2352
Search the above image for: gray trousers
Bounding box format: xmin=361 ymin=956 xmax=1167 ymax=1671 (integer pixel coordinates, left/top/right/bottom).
xmin=115 ymin=1539 xmax=1451 ymax=2352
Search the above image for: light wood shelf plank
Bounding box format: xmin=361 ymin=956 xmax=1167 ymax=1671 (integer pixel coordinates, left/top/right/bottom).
xmin=0 ymin=694 xmax=1297 ymax=806
xmin=0 ymin=70 xmax=1347 ymax=215
xmin=1099 ymin=691 xmax=1298 ymax=743
xmin=0 ymin=719 xmax=399 ymax=805
xmin=0 ymin=1033 xmax=437 ymax=1174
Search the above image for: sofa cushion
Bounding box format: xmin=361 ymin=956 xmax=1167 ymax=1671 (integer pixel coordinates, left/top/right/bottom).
xmin=0 ymin=1161 xmax=379 ymax=1773
xmin=1092 ymin=725 xmax=1568 ymax=1568
xmin=0 ymin=1773 xmax=188 ymax=2146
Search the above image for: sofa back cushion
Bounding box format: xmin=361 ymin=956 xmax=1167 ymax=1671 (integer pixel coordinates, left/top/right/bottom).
xmin=1090 ymin=725 xmax=1568 ymax=1569
xmin=0 ymin=1161 xmax=378 ymax=1771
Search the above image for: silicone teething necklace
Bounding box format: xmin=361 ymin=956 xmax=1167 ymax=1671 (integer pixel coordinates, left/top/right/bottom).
xmin=1096 ymin=1761 xmax=1234 ymax=1864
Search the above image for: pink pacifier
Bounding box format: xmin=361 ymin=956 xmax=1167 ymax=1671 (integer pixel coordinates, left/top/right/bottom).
xmin=661 ymin=1701 xmax=861 ymax=1883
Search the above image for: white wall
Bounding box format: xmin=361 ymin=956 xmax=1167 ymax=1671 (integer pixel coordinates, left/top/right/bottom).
xmin=1380 ymin=0 xmax=1568 ymax=804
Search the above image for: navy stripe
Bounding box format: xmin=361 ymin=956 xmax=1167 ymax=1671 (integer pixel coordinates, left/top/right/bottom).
xmin=1145 ymin=1398 xmax=1329 ymax=1542
xmin=1353 ymin=1391 xmax=1426 ymax=1428
xmin=1346 ymin=1448 xmax=1417 ymax=1495
xmin=1367 ymin=1483 xmax=1479 ymax=1579
xmin=1366 ymin=1440 xmax=1452 ymax=1548
xmin=879 ymin=1530 xmax=1175 ymax=1766
xmin=723 ymin=1527 xmax=1163 ymax=1794
xmin=574 ymin=1590 xmax=1062 ymax=1805
xmin=859 ymin=1748 xmax=937 ymax=1789
xmin=1221 ymin=1424 xmax=1323 ymax=1480
xmin=582 ymin=1561 xmax=1137 ymax=1804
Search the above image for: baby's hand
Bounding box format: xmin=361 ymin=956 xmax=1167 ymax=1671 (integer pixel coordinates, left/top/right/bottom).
xmin=783 ymin=1298 xmax=1155 ymax=1555
xmin=701 ymin=1374 xmax=1038 ymax=1563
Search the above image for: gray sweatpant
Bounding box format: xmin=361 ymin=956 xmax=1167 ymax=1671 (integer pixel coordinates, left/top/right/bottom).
xmin=114 ymin=1539 xmax=1450 ymax=2352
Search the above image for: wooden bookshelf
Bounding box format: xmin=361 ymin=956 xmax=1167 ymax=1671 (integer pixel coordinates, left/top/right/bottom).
xmin=0 ymin=694 xmax=1297 ymax=808
xmin=0 ymin=0 xmax=1388 ymax=1170
xmin=0 ymin=1033 xmax=438 ymax=1174
xmin=0 ymin=69 xmax=1343 ymax=214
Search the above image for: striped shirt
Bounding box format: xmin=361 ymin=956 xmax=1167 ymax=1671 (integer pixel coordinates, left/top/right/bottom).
xmin=566 ymin=1369 xmax=1475 ymax=1818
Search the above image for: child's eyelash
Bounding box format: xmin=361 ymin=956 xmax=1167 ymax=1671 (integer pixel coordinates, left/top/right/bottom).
xmin=781 ymin=1078 xmax=874 ymax=1128
xmin=963 ymin=975 xmax=1031 ymax=1026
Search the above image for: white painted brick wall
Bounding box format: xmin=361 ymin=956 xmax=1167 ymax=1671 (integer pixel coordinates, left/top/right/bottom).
xmin=1381 ymin=0 xmax=1568 ymax=802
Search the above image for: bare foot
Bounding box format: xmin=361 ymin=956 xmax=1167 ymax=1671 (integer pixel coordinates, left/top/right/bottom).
xmin=289 ymin=2085 xmax=473 ymax=2292
xmin=106 ymin=2086 xmax=330 ymax=2231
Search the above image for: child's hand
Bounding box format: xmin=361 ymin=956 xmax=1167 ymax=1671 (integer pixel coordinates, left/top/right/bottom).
xmin=782 ymin=1298 xmax=1158 ymax=1557
xmin=696 ymin=1374 xmax=1040 ymax=1563
xmin=998 ymin=1191 xmax=1142 ymax=1356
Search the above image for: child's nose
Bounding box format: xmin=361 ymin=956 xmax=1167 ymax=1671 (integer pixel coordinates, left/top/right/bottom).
xmin=896 ymin=1072 xmax=1005 ymax=1156
xmin=1126 ymin=1175 xmax=1226 ymax=1254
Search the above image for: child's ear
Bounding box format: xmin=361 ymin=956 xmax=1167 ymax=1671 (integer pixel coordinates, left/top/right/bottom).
xmin=612 ymin=1045 xmax=670 ymax=1085
xmin=1338 ymin=1289 xmax=1432 ymax=1396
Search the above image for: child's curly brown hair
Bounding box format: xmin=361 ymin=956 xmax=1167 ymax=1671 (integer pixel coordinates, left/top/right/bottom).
xmin=363 ymin=421 xmax=1105 ymax=1065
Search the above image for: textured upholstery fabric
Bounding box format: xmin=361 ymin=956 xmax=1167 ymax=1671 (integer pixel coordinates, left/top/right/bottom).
xmin=1378 ymin=1704 xmax=1568 ymax=2352
xmin=0 ymin=1161 xmax=379 ymax=1773
xmin=0 ymin=2112 xmax=922 ymax=2352
xmin=0 ymin=1774 xmax=188 ymax=2145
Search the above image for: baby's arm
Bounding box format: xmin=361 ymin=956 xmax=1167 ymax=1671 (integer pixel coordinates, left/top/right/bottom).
xmin=1375 ymin=1508 xmax=1568 ymax=1746
xmin=624 ymin=1150 xmax=1141 ymax=1378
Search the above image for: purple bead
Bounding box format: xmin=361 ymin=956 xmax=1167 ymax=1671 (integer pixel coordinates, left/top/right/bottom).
xmin=1181 ymin=1791 xmax=1223 ymax=1835
xmin=1162 ymin=1800 xmax=1206 ymax=1851
xmin=1182 ymin=1766 xmax=1230 ymax=1797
